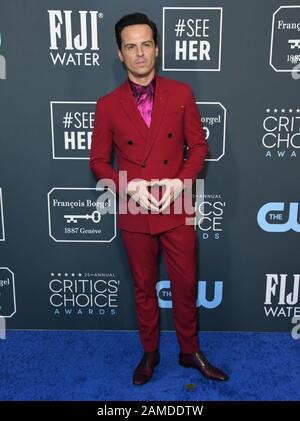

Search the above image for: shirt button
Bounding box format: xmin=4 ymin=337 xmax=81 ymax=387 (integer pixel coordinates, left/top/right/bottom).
xmin=167 ymin=133 xmax=172 ymax=138
xmin=141 ymin=162 xmax=146 ymax=168
xmin=163 ymin=160 xmax=168 ymax=165
xmin=128 ymin=140 xmax=133 ymax=145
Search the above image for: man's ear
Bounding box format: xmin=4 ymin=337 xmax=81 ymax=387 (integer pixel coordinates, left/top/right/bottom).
xmin=118 ymin=49 xmax=124 ymax=62
xmin=155 ymin=45 xmax=159 ymax=58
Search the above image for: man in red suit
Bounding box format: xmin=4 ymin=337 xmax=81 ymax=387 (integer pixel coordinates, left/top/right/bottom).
xmin=90 ymin=13 xmax=228 ymax=384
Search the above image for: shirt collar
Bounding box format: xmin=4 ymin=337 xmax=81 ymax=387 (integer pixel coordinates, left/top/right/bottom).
xmin=129 ymin=75 xmax=156 ymax=98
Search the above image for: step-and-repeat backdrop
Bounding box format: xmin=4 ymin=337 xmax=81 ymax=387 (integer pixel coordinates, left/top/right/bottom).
xmin=0 ymin=0 xmax=299 ymax=333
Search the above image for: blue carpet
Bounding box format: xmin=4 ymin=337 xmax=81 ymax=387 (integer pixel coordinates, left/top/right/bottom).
xmin=0 ymin=331 xmax=299 ymax=401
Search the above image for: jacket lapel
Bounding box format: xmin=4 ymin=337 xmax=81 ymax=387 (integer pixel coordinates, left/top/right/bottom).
xmin=120 ymin=79 xmax=149 ymax=140
xmin=142 ymin=75 xmax=169 ymax=162
xmin=119 ymin=74 xmax=169 ymax=163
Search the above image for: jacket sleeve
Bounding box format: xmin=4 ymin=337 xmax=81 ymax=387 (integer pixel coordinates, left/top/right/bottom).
xmin=177 ymin=86 xmax=208 ymax=189
xmin=90 ymin=99 xmax=121 ymax=194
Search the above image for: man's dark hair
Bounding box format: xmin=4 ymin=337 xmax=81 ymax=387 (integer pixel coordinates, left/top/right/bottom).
xmin=115 ymin=12 xmax=158 ymax=50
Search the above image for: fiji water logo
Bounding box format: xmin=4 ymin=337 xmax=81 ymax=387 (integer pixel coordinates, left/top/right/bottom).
xmin=48 ymin=10 xmax=102 ymax=66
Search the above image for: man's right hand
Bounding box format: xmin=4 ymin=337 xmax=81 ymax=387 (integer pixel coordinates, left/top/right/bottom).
xmin=126 ymin=179 xmax=160 ymax=213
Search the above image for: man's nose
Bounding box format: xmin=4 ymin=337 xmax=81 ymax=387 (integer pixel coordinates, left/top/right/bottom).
xmin=136 ymin=46 xmax=144 ymax=56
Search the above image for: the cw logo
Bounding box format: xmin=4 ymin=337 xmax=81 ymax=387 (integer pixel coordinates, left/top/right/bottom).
xmin=156 ymin=280 xmax=223 ymax=309
xmin=257 ymin=202 xmax=300 ymax=232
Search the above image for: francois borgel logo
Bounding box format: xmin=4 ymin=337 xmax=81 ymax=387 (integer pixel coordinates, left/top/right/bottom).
xmin=270 ymin=6 xmax=300 ymax=72
xmin=0 ymin=267 xmax=16 ymax=318
xmin=48 ymin=187 xmax=116 ymax=242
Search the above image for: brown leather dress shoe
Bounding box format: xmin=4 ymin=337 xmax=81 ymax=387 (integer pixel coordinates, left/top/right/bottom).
xmin=133 ymin=351 xmax=160 ymax=385
xmin=179 ymin=350 xmax=228 ymax=381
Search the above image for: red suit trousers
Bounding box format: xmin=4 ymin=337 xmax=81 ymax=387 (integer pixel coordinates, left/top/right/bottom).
xmin=120 ymin=224 xmax=199 ymax=353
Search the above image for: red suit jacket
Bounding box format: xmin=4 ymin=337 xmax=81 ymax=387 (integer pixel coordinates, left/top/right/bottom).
xmin=90 ymin=74 xmax=208 ymax=234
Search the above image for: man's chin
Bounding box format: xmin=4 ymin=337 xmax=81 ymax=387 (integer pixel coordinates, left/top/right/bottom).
xmin=133 ymin=63 xmax=154 ymax=72
xmin=131 ymin=69 xmax=154 ymax=78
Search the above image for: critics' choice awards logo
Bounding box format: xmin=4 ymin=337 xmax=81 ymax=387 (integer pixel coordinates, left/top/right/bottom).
xmin=50 ymin=102 xmax=95 ymax=159
xmin=157 ymin=280 xmax=223 ymax=309
xmin=257 ymin=202 xmax=300 ymax=233
xmin=195 ymin=192 xmax=226 ymax=240
xmin=262 ymin=108 xmax=300 ymax=159
xmin=0 ymin=188 xmax=5 ymax=241
xmin=48 ymin=10 xmax=102 ymax=66
xmin=162 ymin=7 xmax=223 ymax=71
xmin=49 ymin=272 xmax=119 ymax=316
xmin=0 ymin=268 xmax=16 ymax=318
xmin=270 ymin=6 xmax=300 ymax=71
xmin=264 ymin=274 xmax=300 ymax=320
xmin=47 ymin=188 xmax=116 ymax=242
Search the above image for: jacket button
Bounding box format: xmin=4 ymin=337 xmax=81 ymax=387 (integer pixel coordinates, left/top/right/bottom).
xmin=141 ymin=162 xmax=146 ymax=168
xmin=163 ymin=160 xmax=168 ymax=165
xmin=128 ymin=140 xmax=133 ymax=145
xmin=167 ymin=133 xmax=172 ymax=138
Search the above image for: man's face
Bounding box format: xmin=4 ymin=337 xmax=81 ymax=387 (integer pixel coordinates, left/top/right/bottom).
xmin=118 ymin=24 xmax=158 ymax=79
